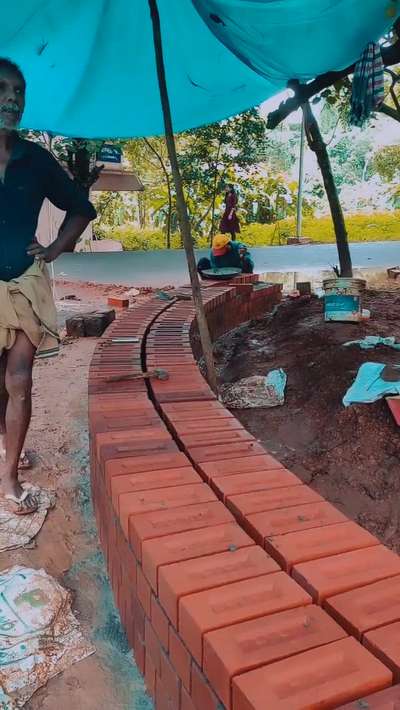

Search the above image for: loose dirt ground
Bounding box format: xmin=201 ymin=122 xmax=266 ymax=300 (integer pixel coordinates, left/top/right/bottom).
xmin=0 ymin=281 xmax=152 ymax=710
xmin=215 ymin=284 xmax=400 ymax=552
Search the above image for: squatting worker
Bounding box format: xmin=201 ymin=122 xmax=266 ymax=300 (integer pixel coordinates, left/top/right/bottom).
xmin=0 ymin=58 xmax=96 ymax=514
xmin=197 ymin=234 xmax=254 ymax=278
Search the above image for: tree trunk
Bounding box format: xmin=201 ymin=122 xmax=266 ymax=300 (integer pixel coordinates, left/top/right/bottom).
xmin=302 ymin=101 xmax=353 ymax=278
xmin=148 ymin=0 xmax=218 ymax=393
xmin=209 ymin=136 xmax=223 ymax=242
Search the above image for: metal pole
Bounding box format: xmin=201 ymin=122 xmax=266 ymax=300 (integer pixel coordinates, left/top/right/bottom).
xmin=296 ymin=115 xmax=305 ymax=238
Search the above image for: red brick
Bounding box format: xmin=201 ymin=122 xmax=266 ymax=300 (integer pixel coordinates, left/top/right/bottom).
xmin=211 ymin=469 xmax=301 ymax=499
xmin=145 ymin=617 xmax=162 ymax=676
xmin=268 ymin=521 xmax=379 ymax=571
xmin=159 ymin=650 xmax=181 ymax=709
xmin=129 ymin=501 xmax=233 ymax=561
xmin=144 ymin=650 xmax=156 ymax=699
xmin=204 ymin=605 xmax=347 ymax=709
xmin=191 ymin=663 xmax=221 ymax=710
xmin=100 ymin=438 xmax=178 ymax=471
xmin=199 ymin=454 xmax=285 ymax=480
xmin=91 ymin=411 xmax=159 ymax=434
xmin=182 ymin=429 xmax=255 ymax=450
xmin=364 ymin=621 xmax=400 ymax=680
xmin=337 ymin=685 xmax=400 ymax=709
xmin=119 ymin=483 xmax=216 ymax=537
xmin=156 ymin=677 xmax=178 ymax=710
xmin=325 ymin=575 xmax=400 ymax=640
xmin=172 ymin=418 xmax=242 ymax=435
xmin=181 ymin=686 xmax=196 ymax=710
xmin=142 ymin=522 xmax=254 ymax=591
xmin=136 ymin=565 xmax=151 ymax=617
xmin=89 ymin=393 xmax=150 ymax=413
xmin=169 ymin=626 xmax=191 ymax=690
xmin=151 ymin=595 xmax=169 ymax=650
xmin=179 ymin=571 xmax=311 ymax=664
xmin=188 ymin=441 xmax=266 ymax=463
xmin=159 ymin=546 xmax=279 ymax=627
xmin=232 ymin=637 xmax=392 ymax=710
xmin=133 ymin=596 xmax=145 ymax=640
xmin=227 ymin=484 xmax=322 ymax=518
xmin=107 ymin=295 xmax=129 ymax=308
xmin=96 ymin=426 xmax=170 ymax=459
xmin=134 ymin=629 xmax=145 ymax=675
xmin=247 ymin=501 xmax=348 ymax=543
xmin=105 ymin=452 xmax=189 ymax=493
xmin=163 ymin=402 xmax=233 ymax=422
xmin=111 ymin=467 xmax=201 ymax=511
xmin=293 ymin=545 xmax=400 ymax=603
xmin=387 ymin=397 xmax=400 ymax=426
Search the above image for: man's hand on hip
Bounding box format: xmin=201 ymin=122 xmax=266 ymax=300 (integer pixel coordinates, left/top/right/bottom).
xmin=26 ymin=240 xmax=58 ymax=263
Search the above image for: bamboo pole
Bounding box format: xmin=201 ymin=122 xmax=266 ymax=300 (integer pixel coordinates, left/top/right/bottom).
xmin=148 ymin=0 xmax=218 ymax=393
xmin=302 ymin=101 xmax=353 ymax=277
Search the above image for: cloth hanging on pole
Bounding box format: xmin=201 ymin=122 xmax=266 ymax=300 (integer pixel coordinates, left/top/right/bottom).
xmin=350 ymin=42 xmax=385 ymax=126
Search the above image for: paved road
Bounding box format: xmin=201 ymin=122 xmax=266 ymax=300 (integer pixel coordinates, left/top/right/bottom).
xmin=54 ymin=241 xmax=400 ymax=287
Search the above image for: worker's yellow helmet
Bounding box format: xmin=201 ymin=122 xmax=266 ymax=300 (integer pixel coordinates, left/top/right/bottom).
xmin=212 ymin=233 xmax=230 ymax=256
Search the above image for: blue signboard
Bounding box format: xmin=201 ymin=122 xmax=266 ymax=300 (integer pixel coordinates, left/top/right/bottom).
xmin=97 ymin=144 xmax=122 ymax=164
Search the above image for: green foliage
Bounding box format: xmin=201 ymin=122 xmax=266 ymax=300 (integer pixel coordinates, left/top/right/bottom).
xmin=105 ymin=226 xmax=181 ymax=251
xmin=104 ymin=212 xmax=400 ymax=250
xmin=93 ymin=191 xmax=136 ymax=232
xmin=372 ymin=145 xmax=400 ymax=182
xmin=241 ymin=212 xmax=400 ymax=244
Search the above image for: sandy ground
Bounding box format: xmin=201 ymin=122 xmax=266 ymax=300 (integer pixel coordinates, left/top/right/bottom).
xmin=0 ymin=281 xmax=153 ymax=710
xmin=215 ymin=279 xmax=400 ymax=552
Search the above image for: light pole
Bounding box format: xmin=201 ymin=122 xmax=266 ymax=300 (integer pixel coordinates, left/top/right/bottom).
xmin=296 ymin=115 xmax=305 ymax=238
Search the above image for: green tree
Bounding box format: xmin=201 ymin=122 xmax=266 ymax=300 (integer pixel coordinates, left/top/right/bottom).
xmin=372 ymin=144 xmax=400 ymax=182
xmin=125 ymin=137 xmax=174 ymax=247
xmin=178 ymin=108 xmax=267 ymax=238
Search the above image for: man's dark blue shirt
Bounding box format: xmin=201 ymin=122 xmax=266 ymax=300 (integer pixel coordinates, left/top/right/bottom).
xmin=0 ymin=136 xmax=96 ymax=281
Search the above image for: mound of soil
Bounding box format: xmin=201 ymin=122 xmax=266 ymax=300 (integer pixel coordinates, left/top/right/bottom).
xmin=215 ymin=288 xmax=400 ymax=551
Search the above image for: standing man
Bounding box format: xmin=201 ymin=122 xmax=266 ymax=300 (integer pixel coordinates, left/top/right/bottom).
xmin=0 ymin=58 xmax=96 ymax=513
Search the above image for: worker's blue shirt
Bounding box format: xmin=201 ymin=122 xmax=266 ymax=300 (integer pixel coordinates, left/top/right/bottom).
xmin=210 ymin=241 xmax=254 ymax=270
xmin=0 ymin=135 xmax=96 ymax=282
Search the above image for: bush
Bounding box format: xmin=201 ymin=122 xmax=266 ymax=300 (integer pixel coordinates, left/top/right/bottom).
xmin=103 ymin=212 xmax=400 ymax=250
xmin=240 ymin=212 xmax=400 ymax=245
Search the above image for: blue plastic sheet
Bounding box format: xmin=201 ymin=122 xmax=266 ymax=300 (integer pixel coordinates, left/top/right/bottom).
xmin=0 ymin=1 xmax=397 ymax=137
xmin=343 ymin=362 xmax=400 ymax=407
xmin=193 ymin=1 xmax=396 ymax=84
xmin=343 ymin=335 xmax=400 ymax=350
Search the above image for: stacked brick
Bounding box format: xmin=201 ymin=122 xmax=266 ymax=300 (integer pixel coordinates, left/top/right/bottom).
xmin=89 ymin=276 xmax=400 ymax=710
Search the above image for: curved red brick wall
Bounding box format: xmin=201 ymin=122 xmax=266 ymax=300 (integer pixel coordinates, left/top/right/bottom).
xmin=89 ymin=277 xmax=400 ymax=710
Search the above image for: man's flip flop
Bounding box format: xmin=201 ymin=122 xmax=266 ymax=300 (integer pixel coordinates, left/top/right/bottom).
xmin=0 ymin=450 xmax=32 ymax=470
xmin=4 ymin=489 xmax=39 ymax=516
xmin=18 ymin=452 xmax=32 ymax=470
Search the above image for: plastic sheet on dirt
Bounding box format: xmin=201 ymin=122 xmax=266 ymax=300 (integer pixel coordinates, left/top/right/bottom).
xmin=0 ymin=487 xmax=55 ymax=553
xmin=343 ymin=335 xmax=400 ymax=351
xmin=220 ymin=369 xmax=287 ymax=408
xmin=0 ymin=566 xmax=95 ymax=709
xmin=343 ymin=362 xmax=400 ymax=406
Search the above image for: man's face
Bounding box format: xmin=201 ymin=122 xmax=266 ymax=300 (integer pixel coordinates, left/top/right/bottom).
xmin=0 ymin=69 xmax=25 ymax=131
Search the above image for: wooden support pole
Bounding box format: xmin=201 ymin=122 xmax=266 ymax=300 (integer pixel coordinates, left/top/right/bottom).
xmin=302 ymin=101 xmax=353 ymax=277
xmin=148 ymin=0 xmax=218 ymax=393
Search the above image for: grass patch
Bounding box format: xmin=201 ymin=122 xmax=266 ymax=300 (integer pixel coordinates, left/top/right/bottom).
xmin=101 ymin=212 xmax=400 ymax=250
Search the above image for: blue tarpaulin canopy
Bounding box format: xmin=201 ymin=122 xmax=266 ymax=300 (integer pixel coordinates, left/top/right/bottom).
xmin=0 ymin=0 xmax=397 ymax=138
